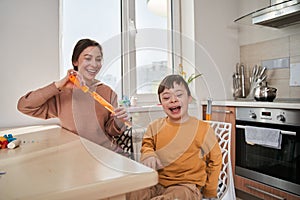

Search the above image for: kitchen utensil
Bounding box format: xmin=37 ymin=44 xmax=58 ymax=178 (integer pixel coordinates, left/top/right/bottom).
xmin=254 ymin=65 xmax=259 ymax=80
xmin=233 ymin=63 xmax=247 ymax=98
xmin=247 ymin=64 xmax=268 ymax=99
xmin=240 ymin=64 xmax=246 ymax=97
xmin=256 ymin=74 xmax=267 ymax=85
xmin=259 ymin=66 xmax=266 ymax=78
xmin=236 ymin=63 xmax=240 ymax=75
xmin=232 ymin=72 xmax=241 ymax=98
xmin=252 ymin=65 xmax=257 ymax=76
xmin=254 ymin=82 xmax=277 ymax=102
xmin=250 ymin=66 xmax=256 ymax=84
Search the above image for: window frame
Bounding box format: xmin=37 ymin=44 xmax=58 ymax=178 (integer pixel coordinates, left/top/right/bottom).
xmin=59 ymin=0 xmax=182 ymax=106
xmin=122 ymin=0 xmax=182 ymax=105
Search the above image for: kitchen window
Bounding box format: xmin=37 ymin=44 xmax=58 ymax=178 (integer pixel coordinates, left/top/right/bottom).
xmin=60 ymin=0 xmax=180 ymax=103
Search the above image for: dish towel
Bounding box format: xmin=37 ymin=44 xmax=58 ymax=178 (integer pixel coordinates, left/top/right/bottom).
xmin=245 ymin=126 xmax=282 ymax=149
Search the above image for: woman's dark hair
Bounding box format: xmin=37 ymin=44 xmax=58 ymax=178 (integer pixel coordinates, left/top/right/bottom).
xmin=71 ymin=38 xmax=103 ymax=71
xmin=157 ymin=74 xmax=191 ymax=103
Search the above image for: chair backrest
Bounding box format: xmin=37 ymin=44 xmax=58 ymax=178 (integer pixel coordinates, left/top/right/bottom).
xmin=206 ymin=121 xmax=236 ymax=200
xmin=115 ymin=125 xmax=134 ymax=160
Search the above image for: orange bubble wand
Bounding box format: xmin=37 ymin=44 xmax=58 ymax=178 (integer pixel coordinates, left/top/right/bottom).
xmin=69 ymin=74 xmax=132 ymax=127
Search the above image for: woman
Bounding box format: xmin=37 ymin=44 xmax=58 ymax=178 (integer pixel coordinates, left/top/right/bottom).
xmin=17 ymin=38 xmax=128 ymax=152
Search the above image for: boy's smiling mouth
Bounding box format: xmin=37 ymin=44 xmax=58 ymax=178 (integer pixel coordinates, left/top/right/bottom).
xmin=169 ymin=106 xmax=181 ymax=113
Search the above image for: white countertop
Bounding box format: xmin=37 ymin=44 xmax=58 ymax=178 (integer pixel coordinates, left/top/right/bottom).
xmin=127 ymin=99 xmax=300 ymax=112
xmin=200 ymin=99 xmax=300 ymax=110
xmin=0 ymin=126 xmax=157 ymax=200
xmin=127 ymin=103 xmax=199 ymax=113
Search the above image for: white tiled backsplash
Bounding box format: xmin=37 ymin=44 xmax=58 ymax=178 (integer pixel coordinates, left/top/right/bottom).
xmin=240 ymin=33 xmax=300 ymax=99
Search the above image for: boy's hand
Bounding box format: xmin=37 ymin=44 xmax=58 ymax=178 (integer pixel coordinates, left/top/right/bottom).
xmin=142 ymin=156 xmax=163 ymax=170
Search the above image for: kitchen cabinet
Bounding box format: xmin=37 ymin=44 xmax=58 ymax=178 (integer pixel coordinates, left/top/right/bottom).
xmin=202 ymin=105 xmax=236 ymax=176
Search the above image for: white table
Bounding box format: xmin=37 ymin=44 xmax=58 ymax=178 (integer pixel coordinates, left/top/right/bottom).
xmin=0 ymin=126 xmax=157 ymax=200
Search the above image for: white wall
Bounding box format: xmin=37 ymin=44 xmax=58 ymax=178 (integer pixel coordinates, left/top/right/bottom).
xmin=0 ymin=0 xmax=59 ymax=128
xmin=0 ymin=0 xmax=243 ymax=127
xmin=193 ymin=0 xmax=240 ymax=101
xmin=180 ymin=0 xmax=195 ymax=78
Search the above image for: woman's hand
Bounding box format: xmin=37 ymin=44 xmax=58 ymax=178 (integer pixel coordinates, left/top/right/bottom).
xmin=55 ymin=69 xmax=85 ymax=90
xmin=113 ymin=106 xmax=130 ymax=129
xmin=55 ymin=69 xmax=75 ymax=90
xmin=142 ymin=156 xmax=163 ymax=170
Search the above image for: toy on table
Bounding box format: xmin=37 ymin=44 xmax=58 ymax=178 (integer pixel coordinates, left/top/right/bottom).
xmin=0 ymin=136 xmax=8 ymax=149
xmin=69 ymin=74 xmax=132 ymax=127
xmin=0 ymin=134 xmax=20 ymax=149
xmin=7 ymin=139 xmax=21 ymax=149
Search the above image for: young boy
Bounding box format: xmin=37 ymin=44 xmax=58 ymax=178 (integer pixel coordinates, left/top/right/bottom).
xmin=127 ymin=74 xmax=222 ymax=200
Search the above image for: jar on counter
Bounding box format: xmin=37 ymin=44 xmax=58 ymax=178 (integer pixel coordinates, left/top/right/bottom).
xmin=130 ymin=96 xmax=137 ymax=107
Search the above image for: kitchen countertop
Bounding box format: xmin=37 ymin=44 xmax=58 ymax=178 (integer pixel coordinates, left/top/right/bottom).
xmin=127 ymin=103 xmax=200 ymax=113
xmin=0 ymin=125 xmax=158 ymax=200
xmin=126 ymin=99 xmax=300 ymax=113
xmin=200 ymin=98 xmax=300 ymax=109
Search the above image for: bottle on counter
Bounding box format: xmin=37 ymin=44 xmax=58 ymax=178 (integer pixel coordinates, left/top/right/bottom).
xmin=206 ymin=98 xmax=212 ymax=120
xmin=130 ymin=96 xmax=137 ymax=107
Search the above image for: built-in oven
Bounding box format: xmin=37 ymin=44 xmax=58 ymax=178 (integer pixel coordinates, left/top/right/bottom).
xmin=235 ymin=107 xmax=300 ymax=197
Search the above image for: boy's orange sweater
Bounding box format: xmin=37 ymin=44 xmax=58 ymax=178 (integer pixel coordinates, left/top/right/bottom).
xmin=141 ymin=117 xmax=222 ymax=198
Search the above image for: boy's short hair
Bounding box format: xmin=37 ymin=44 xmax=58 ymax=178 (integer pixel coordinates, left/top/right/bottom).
xmin=157 ymin=74 xmax=191 ymax=103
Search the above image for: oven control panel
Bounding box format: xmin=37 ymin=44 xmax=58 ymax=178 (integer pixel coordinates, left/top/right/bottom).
xmin=236 ymin=107 xmax=300 ymax=125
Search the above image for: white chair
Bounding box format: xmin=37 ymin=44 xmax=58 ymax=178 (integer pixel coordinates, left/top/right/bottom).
xmin=204 ymin=121 xmax=236 ymax=200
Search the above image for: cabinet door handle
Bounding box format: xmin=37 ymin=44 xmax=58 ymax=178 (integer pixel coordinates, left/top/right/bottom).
xmin=212 ymin=110 xmax=232 ymax=114
xmin=246 ymin=184 xmax=286 ymax=200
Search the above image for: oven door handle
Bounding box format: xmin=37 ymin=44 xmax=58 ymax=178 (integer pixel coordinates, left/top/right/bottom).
xmin=236 ymin=125 xmax=296 ymax=136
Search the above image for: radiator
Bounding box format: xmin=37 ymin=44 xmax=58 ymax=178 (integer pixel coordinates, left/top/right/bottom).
xmin=132 ymin=127 xmax=147 ymax=161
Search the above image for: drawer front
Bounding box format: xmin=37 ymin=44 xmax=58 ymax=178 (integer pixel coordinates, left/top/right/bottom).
xmin=235 ymin=175 xmax=300 ymax=200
